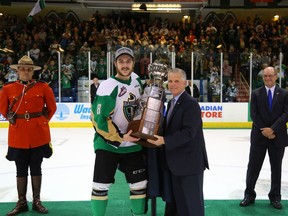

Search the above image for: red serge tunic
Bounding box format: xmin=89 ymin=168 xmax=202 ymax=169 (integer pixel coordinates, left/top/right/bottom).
xmin=0 ymin=80 xmax=57 ymax=149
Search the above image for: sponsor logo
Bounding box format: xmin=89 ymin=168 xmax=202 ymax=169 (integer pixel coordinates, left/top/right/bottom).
xmin=201 ymin=105 xmax=223 ymax=118
xmin=54 ymin=104 xmax=70 ymax=120
xmin=74 ymin=104 xmax=91 ymax=119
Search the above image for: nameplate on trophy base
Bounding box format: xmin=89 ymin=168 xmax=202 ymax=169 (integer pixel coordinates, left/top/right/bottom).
xmin=129 ymin=108 xmax=160 ymax=139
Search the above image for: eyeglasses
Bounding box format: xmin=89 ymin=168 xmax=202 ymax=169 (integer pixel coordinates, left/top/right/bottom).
xmin=263 ymin=74 xmax=276 ymax=78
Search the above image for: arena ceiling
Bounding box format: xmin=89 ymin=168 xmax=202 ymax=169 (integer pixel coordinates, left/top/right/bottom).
xmin=76 ymin=1 xmax=208 ymax=11
xmin=5 ymin=0 xmax=208 ymax=12
xmin=4 ymin=0 xmax=288 ymax=11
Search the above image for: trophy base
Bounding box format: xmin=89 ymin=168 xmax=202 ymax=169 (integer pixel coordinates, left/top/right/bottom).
xmin=131 ymin=131 xmax=158 ymax=141
xmin=128 ymin=120 xmax=159 ymax=148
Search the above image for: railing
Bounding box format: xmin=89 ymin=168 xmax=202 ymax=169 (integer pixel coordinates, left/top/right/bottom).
xmin=2 ymin=50 xmax=285 ymax=103
xmin=45 ymin=50 xmax=287 ymax=103
xmin=238 ymin=72 xmax=250 ymax=102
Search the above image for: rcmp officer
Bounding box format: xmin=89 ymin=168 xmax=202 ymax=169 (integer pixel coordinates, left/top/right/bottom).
xmin=0 ymin=55 xmax=57 ymax=215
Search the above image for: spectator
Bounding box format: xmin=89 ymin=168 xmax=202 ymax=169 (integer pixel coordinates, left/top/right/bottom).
xmin=61 ymin=58 xmax=74 ymax=97
xmin=29 ymin=43 xmax=41 ymax=63
xmin=90 ymin=55 xmax=97 ymax=75
xmin=38 ymin=63 xmax=52 ymax=84
xmin=224 ymin=80 xmax=238 ymax=102
xmin=48 ymin=59 xmax=59 ymax=96
xmin=96 ymin=58 xmax=107 ymax=80
xmin=139 ymin=53 xmax=150 ymax=79
xmin=4 ymin=57 xmax=18 ymax=82
xmin=222 ymin=60 xmax=233 ymax=86
xmin=90 ymin=76 xmax=100 ymax=103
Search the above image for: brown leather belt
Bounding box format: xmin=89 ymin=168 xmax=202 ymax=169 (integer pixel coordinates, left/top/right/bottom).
xmin=16 ymin=112 xmax=43 ymax=120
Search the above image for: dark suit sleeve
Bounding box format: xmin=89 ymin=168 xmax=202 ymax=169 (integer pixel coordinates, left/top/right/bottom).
xmin=164 ymin=98 xmax=203 ymax=151
xmin=250 ymin=89 xmax=266 ymax=130
xmin=271 ymin=89 xmax=288 ymax=134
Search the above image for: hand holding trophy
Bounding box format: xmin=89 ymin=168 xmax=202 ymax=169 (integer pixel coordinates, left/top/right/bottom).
xmin=127 ymin=62 xmax=168 ymax=147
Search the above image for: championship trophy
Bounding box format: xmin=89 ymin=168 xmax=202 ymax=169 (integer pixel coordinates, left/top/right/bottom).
xmin=128 ymin=62 xmax=168 ymax=147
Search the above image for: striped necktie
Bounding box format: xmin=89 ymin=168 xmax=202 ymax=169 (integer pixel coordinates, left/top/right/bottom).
xmin=167 ymin=98 xmax=175 ymax=123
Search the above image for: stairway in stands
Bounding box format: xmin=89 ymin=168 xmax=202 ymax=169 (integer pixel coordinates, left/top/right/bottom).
xmin=235 ymin=65 xmax=250 ymax=102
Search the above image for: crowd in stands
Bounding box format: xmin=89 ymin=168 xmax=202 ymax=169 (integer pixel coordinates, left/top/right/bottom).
xmin=1 ymin=10 xmax=288 ymax=102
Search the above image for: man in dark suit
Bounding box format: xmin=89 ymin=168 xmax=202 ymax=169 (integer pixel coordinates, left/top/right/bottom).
xmin=147 ymin=68 xmax=209 ymax=216
xmin=240 ymin=66 xmax=288 ymax=209
xmin=90 ymin=76 xmax=100 ymax=104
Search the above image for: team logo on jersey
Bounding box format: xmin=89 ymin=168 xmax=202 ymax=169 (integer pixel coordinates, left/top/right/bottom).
xmin=118 ymin=86 xmax=127 ymax=97
xmin=123 ymin=93 xmax=138 ymax=121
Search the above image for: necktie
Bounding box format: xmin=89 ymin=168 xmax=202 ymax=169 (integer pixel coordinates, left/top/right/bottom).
xmin=167 ymin=99 xmax=175 ymax=123
xmin=268 ymin=89 xmax=272 ymax=111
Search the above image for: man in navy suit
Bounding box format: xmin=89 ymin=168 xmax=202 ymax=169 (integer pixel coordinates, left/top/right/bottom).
xmin=240 ymin=66 xmax=288 ymax=209
xmin=147 ymin=68 xmax=209 ymax=216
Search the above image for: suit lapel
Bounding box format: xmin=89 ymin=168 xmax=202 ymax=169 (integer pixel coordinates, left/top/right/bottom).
xmin=272 ymin=86 xmax=280 ymax=109
xmin=166 ymin=92 xmax=186 ymax=127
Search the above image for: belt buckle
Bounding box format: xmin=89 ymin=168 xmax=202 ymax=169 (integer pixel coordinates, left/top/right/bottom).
xmin=24 ymin=113 xmax=30 ymax=120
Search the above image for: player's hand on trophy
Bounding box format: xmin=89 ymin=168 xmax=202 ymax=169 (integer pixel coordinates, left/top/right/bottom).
xmin=123 ymin=130 xmax=140 ymax=142
xmin=147 ymin=135 xmax=165 ymax=146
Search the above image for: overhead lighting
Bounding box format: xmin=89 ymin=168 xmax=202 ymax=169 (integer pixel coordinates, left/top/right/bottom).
xmin=273 ymin=15 xmax=280 ymax=21
xmin=132 ymin=3 xmax=181 ymax=12
xmin=139 ymin=3 xmax=147 ymax=11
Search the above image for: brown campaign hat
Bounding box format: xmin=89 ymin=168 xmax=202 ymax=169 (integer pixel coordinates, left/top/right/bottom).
xmin=10 ymin=55 xmax=41 ymax=71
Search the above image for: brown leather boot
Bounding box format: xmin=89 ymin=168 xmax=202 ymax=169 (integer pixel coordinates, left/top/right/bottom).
xmin=32 ymin=197 xmax=48 ymax=214
xmin=7 ymin=177 xmax=29 ymax=216
xmin=31 ymin=176 xmax=48 ymax=214
xmin=6 ymin=199 xmax=29 ymax=216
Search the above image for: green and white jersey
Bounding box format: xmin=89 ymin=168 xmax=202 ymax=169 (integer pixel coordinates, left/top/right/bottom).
xmin=91 ymin=72 xmax=143 ymax=153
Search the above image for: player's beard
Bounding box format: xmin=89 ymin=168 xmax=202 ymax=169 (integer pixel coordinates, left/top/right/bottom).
xmin=117 ymin=67 xmax=133 ymax=78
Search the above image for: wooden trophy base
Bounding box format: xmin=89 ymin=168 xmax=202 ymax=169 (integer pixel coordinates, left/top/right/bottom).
xmin=127 ymin=120 xmax=159 ymax=148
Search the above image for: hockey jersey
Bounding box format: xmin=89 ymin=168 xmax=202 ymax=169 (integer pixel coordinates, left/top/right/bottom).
xmin=91 ymin=72 xmax=143 ymax=153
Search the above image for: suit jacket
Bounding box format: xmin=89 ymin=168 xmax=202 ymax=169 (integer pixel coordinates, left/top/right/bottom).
xmin=164 ymin=91 xmax=209 ymax=176
xmin=90 ymin=83 xmax=99 ymax=103
xmin=250 ymin=86 xmax=288 ymax=148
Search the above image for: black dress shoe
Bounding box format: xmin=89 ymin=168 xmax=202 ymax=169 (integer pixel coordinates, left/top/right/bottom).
xmin=240 ymin=197 xmax=255 ymax=207
xmin=270 ymin=200 xmax=282 ymax=209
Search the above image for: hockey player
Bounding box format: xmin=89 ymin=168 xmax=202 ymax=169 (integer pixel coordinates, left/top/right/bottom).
xmin=90 ymin=47 xmax=147 ymax=216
